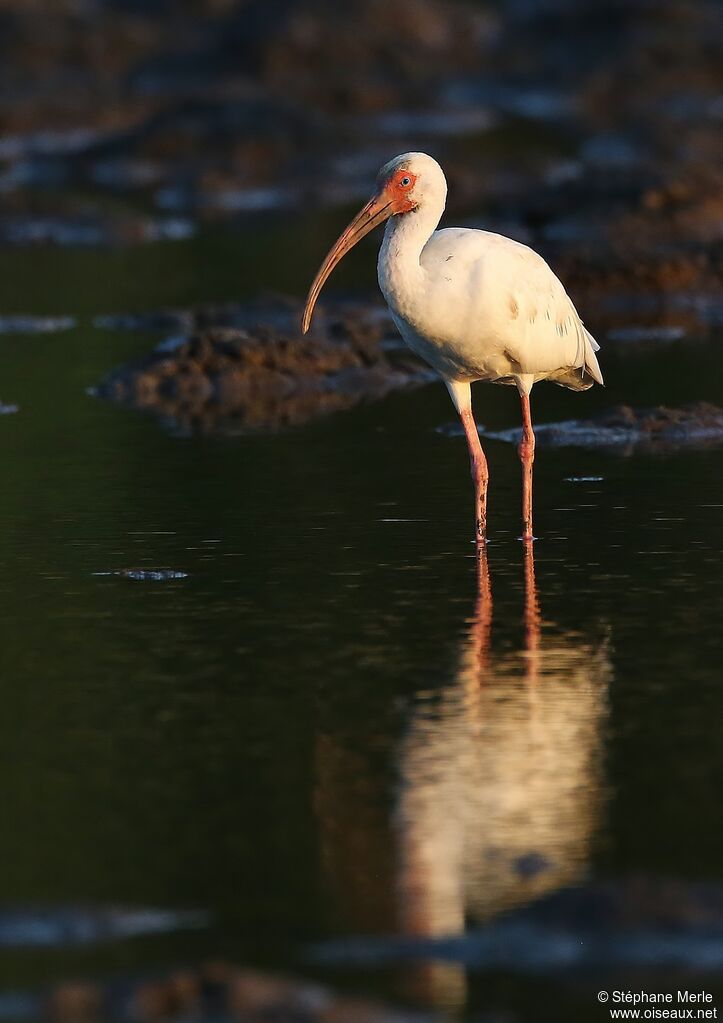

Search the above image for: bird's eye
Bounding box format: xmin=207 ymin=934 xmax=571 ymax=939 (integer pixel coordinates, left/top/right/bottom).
xmin=400 ymin=176 xmax=411 ymax=187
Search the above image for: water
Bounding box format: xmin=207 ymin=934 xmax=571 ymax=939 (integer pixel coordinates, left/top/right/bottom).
xmin=1 ymin=219 xmax=723 ymax=1020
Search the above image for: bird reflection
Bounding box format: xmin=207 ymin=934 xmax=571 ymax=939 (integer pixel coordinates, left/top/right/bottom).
xmin=314 ymin=543 xmax=610 ymax=1011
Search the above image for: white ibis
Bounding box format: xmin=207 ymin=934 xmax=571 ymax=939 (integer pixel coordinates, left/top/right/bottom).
xmin=302 ymin=152 xmax=603 ymax=542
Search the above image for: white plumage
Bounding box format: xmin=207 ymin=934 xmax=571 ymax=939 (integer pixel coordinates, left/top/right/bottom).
xmin=303 ymin=151 xmax=603 ymax=542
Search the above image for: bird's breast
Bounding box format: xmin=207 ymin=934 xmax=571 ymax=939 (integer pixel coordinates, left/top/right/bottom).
xmin=385 ymin=294 xmax=517 ymax=384
xmin=390 ymin=310 xmax=515 ymax=384
xmin=378 ymin=225 xmax=530 ymax=383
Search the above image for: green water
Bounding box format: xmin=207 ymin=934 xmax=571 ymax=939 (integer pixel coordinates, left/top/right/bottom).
xmin=1 ymin=217 xmax=723 ymax=1020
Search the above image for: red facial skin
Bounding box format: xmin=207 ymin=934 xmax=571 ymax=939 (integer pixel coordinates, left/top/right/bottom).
xmin=382 ymin=168 xmax=418 ymax=213
xmin=301 ymin=168 xmax=418 ymax=333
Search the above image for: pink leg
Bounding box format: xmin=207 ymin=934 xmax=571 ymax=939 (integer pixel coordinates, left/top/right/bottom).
xmin=459 ymin=407 xmax=489 ymax=543
xmin=519 ymin=393 xmax=536 ymax=541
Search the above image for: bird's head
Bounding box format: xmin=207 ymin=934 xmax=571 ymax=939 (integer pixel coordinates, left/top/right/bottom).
xmin=301 ymin=152 xmax=446 ymax=333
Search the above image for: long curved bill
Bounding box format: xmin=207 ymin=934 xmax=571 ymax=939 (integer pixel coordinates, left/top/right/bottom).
xmin=301 ymin=193 xmax=394 ymax=333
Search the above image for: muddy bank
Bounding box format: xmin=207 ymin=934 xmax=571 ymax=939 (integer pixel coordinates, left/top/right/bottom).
xmin=0 ymin=905 xmax=427 ymax=1021
xmin=0 ymin=0 xmax=721 ymax=299
xmin=2 ymin=963 xmax=428 ymax=1023
xmin=4 ymin=0 xmax=723 ymax=435
xmin=451 ymin=402 xmax=723 ymax=454
xmin=96 ymin=288 xmax=723 ymax=437
xmin=312 ymin=874 xmax=723 ymax=974
xmin=0 ymin=0 xmax=495 ymax=227
xmin=94 ymin=299 xmax=430 ymax=435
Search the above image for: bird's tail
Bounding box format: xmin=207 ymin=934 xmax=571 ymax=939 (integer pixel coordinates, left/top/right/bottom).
xmin=583 ymin=328 xmax=604 ymax=386
xmin=556 ymin=324 xmax=604 ymax=391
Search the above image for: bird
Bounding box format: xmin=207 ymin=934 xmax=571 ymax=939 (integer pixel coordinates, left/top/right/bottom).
xmin=302 ymin=152 xmax=603 ymax=543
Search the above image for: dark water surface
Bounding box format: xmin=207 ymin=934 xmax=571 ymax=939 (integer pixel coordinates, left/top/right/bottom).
xmin=1 ymin=221 xmax=723 ymax=1021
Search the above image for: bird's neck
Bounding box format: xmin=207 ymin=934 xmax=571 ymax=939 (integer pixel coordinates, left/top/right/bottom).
xmin=377 ymin=199 xmax=443 ymax=320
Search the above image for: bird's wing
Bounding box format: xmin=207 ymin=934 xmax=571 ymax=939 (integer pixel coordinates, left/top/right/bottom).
xmin=422 ymin=229 xmax=603 ymax=386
